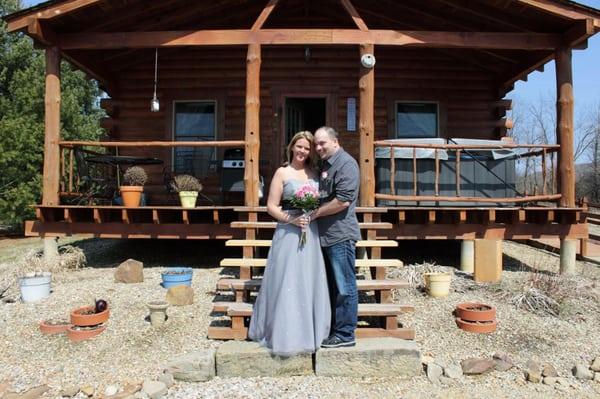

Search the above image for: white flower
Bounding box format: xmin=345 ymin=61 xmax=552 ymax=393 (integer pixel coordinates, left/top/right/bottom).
xmin=321 ymin=171 xmax=328 ymax=179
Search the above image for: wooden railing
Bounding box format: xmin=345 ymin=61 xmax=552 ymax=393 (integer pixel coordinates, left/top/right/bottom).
xmin=373 ymin=141 xmax=562 ymax=204
xmin=58 ymin=140 xmax=245 ymax=197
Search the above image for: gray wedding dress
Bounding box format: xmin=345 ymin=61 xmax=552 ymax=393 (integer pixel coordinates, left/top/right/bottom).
xmin=248 ymin=178 xmax=331 ymax=356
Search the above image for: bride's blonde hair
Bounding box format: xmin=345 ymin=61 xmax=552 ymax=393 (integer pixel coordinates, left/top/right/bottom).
xmin=284 ymin=131 xmax=317 ymax=169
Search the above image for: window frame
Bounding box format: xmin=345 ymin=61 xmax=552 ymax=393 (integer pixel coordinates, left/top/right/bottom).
xmin=394 ymin=101 xmax=440 ymax=139
xmin=170 ymin=99 xmax=218 ymax=174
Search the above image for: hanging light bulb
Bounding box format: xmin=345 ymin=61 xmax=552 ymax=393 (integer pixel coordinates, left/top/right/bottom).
xmin=150 ymin=48 xmax=160 ymax=112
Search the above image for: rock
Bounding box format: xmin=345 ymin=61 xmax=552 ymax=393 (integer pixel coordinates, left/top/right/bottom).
xmin=104 ymin=384 xmax=119 ymax=396
xmin=5 ymin=385 xmax=49 ymax=399
xmin=591 ymin=357 xmax=600 ymax=372
xmin=421 ymin=355 xmax=435 ymax=366
xmin=59 ymin=386 xmax=79 ymax=397
xmin=439 ymin=376 xmax=453 ymax=385
xmin=594 ymin=372 xmax=600 ymax=383
xmin=543 ymin=376 xmax=557 ymax=385
xmin=158 ymin=372 xmax=175 ymax=388
xmin=164 ymin=350 xmax=216 ymax=382
xmin=427 ymin=363 xmax=443 ymax=383
xmin=556 ymin=377 xmax=570 ymax=386
xmin=524 ymin=359 xmax=542 ymax=383
xmin=460 ymin=358 xmax=495 ymax=375
xmin=444 ymin=364 xmax=463 ymax=379
xmin=114 ymin=259 xmax=144 ymax=283
xmin=80 ymin=386 xmax=95 ymax=397
xmin=141 ymin=380 xmax=167 ymax=399
xmin=542 ymin=363 xmax=558 ymax=378
xmin=493 ymin=352 xmax=514 ymax=371
xmin=315 ymin=338 xmax=421 ymax=378
xmin=572 ymin=363 xmax=594 ymax=380
xmin=217 ymin=341 xmax=312 ymax=377
xmin=166 ymin=285 xmax=194 ymax=306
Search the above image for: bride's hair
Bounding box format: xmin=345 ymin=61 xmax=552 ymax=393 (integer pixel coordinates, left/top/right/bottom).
xmin=284 ymin=131 xmax=317 ymax=169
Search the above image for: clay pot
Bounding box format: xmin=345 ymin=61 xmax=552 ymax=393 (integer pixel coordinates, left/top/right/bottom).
xmin=455 ymin=317 xmax=497 ymax=333
xmin=39 ymin=319 xmax=70 ymax=335
xmin=147 ymin=300 xmax=169 ymax=327
xmin=70 ymin=306 xmax=110 ymax=327
xmin=120 ymin=186 xmax=143 ymax=207
xmin=455 ymin=302 xmax=496 ymax=322
xmin=67 ymin=325 xmax=106 ymax=342
xmin=423 ymin=272 xmax=452 ymax=297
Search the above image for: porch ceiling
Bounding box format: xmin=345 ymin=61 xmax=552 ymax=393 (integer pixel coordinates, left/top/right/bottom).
xmin=4 ymin=0 xmax=600 ymax=92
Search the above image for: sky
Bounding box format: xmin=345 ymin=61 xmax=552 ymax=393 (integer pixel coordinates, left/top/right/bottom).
xmin=22 ymin=0 xmax=600 ymax=111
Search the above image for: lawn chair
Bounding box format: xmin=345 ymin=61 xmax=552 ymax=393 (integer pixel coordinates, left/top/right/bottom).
xmin=70 ymin=147 xmax=117 ymax=205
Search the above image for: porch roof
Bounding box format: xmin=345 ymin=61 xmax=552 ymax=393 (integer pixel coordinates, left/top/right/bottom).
xmin=3 ymin=0 xmax=600 ymax=94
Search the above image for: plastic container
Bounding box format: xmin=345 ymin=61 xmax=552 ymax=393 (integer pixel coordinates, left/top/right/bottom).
xmin=423 ymin=272 xmax=452 ymax=298
xmin=19 ymin=274 xmax=51 ymax=302
xmin=161 ymin=267 xmax=193 ymax=288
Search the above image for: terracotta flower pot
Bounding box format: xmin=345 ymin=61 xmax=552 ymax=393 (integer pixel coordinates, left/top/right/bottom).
xmin=455 ymin=317 xmax=497 ymax=333
xmin=455 ymin=302 xmax=496 ymax=322
xmin=120 ymin=185 xmax=143 ymax=207
xmin=70 ymin=306 xmax=110 ymax=327
xmin=39 ymin=319 xmax=71 ymax=335
xmin=67 ymin=325 xmax=106 ymax=342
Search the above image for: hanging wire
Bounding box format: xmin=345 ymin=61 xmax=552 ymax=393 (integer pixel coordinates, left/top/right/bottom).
xmin=153 ymin=48 xmax=158 ymax=99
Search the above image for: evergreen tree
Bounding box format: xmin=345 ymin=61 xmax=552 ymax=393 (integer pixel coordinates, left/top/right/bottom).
xmin=0 ymin=0 xmax=103 ymax=231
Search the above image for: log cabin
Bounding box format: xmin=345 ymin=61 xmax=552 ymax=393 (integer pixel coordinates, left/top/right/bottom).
xmin=4 ymin=0 xmax=599 ymax=280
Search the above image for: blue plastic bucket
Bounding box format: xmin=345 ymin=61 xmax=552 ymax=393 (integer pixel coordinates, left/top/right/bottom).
xmin=161 ymin=267 xmax=193 ymax=288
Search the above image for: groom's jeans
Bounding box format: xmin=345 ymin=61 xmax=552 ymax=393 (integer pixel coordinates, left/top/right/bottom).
xmin=323 ymin=239 xmax=358 ymax=342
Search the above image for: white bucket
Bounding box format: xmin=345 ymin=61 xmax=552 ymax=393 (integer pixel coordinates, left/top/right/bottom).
xmin=19 ymin=274 xmax=51 ymax=302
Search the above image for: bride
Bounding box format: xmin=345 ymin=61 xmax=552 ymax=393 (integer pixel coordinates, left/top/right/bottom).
xmin=248 ymin=131 xmax=331 ymax=356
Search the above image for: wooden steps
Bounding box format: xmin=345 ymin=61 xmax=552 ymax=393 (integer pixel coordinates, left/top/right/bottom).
xmin=213 ymin=302 xmax=415 ymax=315
xmin=208 ymin=302 xmax=415 ymax=340
xmin=207 ymin=209 xmax=415 ymax=342
xmin=216 ymin=278 xmax=409 ymax=291
xmin=220 ymin=258 xmax=403 ymax=268
xmin=231 ymin=221 xmax=393 ymax=229
xmin=225 ymin=239 xmax=399 ymax=247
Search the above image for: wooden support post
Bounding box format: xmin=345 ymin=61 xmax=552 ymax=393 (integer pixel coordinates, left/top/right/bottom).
xmin=359 ymin=43 xmax=375 ymax=207
xmin=474 ymin=239 xmax=502 ymax=282
xmin=42 ymin=46 xmax=61 ymax=206
xmin=244 ymin=44 xmax=261 ymax=207
xmin=555 ymin=46 xmax=575 ymax=207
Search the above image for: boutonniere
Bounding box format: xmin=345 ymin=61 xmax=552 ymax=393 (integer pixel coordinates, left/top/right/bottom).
xmin=321 ymin=171 xmax=328 ymax=179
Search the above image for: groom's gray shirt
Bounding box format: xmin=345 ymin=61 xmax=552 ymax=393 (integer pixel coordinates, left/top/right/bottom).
xmin=317 ymin=148 xmax=361 ymax=247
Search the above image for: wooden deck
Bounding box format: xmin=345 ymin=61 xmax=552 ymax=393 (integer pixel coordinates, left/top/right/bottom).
xmin=25 ymin=205 xmax=588 ymax=240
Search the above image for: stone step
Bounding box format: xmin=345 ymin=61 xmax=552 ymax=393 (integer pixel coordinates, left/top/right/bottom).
xmin=212 ymin=302 xmax=414 ymax=315
xmin=216 ymin=278 xmax=409 ymax=291
xmin=225 ymin=239 xmax=399 ymax=247
xmin=220 ymin=258 xmax=403 ymax=267
xmin=231 ymin=221 xmax=393 ymax=229
xmin=213 ymin=338 xmax=421 ymax=378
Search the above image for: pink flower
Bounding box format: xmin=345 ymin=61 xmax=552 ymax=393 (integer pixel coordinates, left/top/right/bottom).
xmin=321 ymin=171 xmax=328 ymax=179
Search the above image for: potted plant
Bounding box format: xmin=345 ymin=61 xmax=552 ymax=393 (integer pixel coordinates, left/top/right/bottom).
xmin=161 ymin=267 xmax=193 ymax=288
xmin=170 ymin=175 xmax=202 ymax=208
xmin=120 ymin=166 xmax=147 ymax=207
xmin=423 ymin=271 xmax=452 ymax=298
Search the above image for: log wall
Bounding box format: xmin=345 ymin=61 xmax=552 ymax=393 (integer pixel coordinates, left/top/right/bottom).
xmin=104 ymin=46 xmax=503 ymax=203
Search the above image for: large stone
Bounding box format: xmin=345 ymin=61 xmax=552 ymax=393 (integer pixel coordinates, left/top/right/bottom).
xmin=142 ymin=380 xmax=167 ymax=399
xmin=217 ymin=341 xmax=312 ymax=377
xmin=444 ymin=364 xmax=463 ymax=379
xmin=166 ymin=285 xmax=193 ymax=306
xmin=114 ymin=259 xmax=143 ymax=283
xmin=572 ymin=363 xmax=594 ymax=380
xmin=542 ymin=363 xmax=558 ymax=378
xmin=164 ymin=350 xmax=215 ymax=382
xmin=316 ymin=338 xmax=421 ymax=377
xmin=427 ymin=363 xmax=443 ymax=383
xmin=525 ymin=359 xmax=542 ymax=383
xmin=591 ymin=357 xmax=600 ymax=372
xmin=493 ymin=352 xmax=514 ymax=372
xmin=460 ymin=358 xmax=495 ymax=375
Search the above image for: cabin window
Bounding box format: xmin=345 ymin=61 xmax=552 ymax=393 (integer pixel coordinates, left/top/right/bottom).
xmin=395 ymin=102 xmax=438 ymax=138
xmin=172 ymin=101 xmax=216 ymax=178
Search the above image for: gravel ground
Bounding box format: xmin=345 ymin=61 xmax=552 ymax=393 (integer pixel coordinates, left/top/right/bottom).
xmin=0 ymin=237 xmax=599 ymax=398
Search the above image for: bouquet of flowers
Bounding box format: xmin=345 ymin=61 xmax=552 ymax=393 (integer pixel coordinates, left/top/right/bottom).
xmin=289 ymin=183 xmax=320 ymax=246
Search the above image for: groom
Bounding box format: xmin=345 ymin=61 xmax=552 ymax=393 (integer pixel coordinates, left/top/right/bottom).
xmin=312 ymin=126 xmax=361 ymax=348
